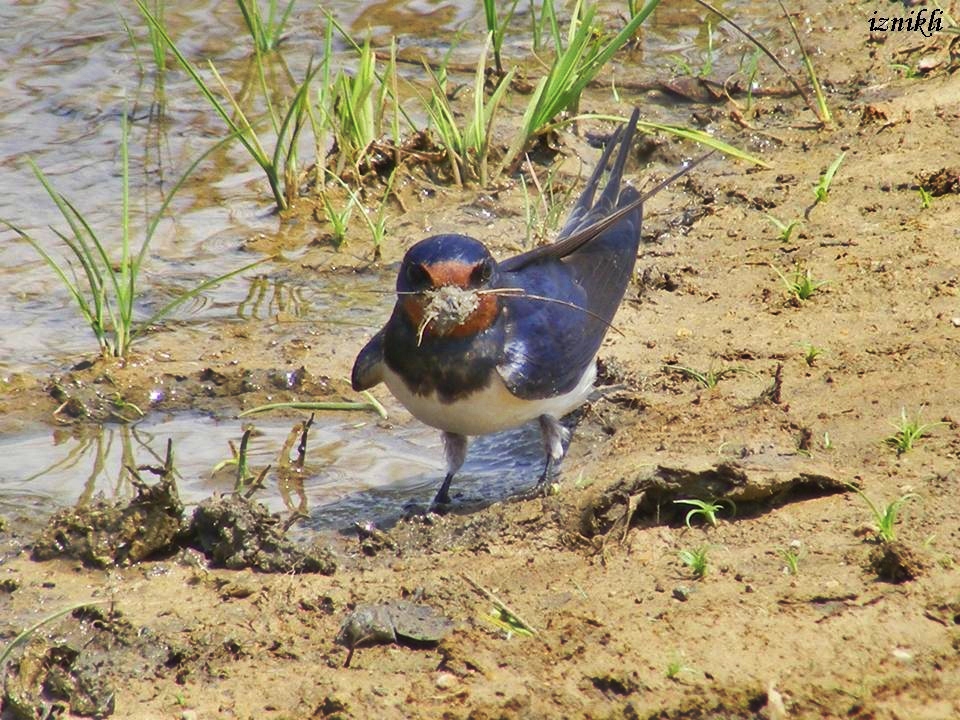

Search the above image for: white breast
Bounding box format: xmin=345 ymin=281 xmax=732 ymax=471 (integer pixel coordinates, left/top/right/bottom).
xmin=381 ymin=362 xmax=596 ymax=436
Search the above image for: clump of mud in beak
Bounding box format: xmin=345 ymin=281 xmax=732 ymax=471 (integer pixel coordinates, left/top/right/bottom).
xmin=416 ymin=285 xmax=481 ymax=345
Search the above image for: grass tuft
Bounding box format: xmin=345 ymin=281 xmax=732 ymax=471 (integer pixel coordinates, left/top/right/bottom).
xmin=846 ymin=483 xmax=919 ymax=543
xmin=765 ymin=214 xmax=802 ymax=243
xmin=678 ymin=545 xmax=710 ymax=579
xmin=674 ymin=498 xmax=732 ymax=528
xmin=770 ymin=263 xmax=827 ymax=303
xmin=2 ymin=116 xmax=265 ymax=358
xmin=800 ymin=342 xmax=824 ymax=367
xmin=498 ymin=0 xmax=662 ymax=174
xmin=423 ymin=33 xmax=515 ymax=186
xmin=136 ymin=0 xmax=319 ymax=210
xmin=777 ymin=544 xmax=802 ymax=575
xmin=813 ymin=151 xmax=846 ymax=204
xmin=884 ymin=408 xmax=944 ymax=456
xmin=664 ymin=364 xmax=745 ymax=389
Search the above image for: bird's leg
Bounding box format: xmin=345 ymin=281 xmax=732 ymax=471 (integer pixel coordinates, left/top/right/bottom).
xmin=537 ymin=414 xmax=570 ymax=487
xmin=433 ymin=432 xmax=468 ymax=506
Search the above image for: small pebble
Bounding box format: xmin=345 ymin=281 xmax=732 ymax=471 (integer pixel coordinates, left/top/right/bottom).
xmin=435 ymin=672 xmax=458 ymax=690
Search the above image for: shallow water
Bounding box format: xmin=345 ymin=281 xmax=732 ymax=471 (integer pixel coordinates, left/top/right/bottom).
xmin=0 ymin=410 xmax=553 ymax=530
xmin=0 ymin=0 xmax=772 ymax=528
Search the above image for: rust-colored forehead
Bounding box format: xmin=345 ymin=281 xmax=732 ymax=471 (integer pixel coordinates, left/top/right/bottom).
xmin=423 ymin=260 xmax=474 ymax=288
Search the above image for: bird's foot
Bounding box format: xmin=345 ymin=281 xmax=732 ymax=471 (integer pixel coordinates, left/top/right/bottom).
xmin=428 ymin=472 xmax=455 ymax=512
xmin=506 ymin=457 xmax=561 ymax=503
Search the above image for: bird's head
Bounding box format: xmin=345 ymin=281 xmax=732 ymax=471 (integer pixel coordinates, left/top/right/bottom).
xmin=396 ymin=234 xmax=501 ymax=342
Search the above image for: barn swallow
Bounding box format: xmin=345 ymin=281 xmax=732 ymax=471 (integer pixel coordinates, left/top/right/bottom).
xmin=352 ymin=108 xmax=706 ymax=506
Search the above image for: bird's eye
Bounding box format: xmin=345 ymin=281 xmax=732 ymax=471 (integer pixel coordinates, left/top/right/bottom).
xmin=405 ymin=262 xmax=429 ymax=288
xmin=470 ymin=258 xmax=494 ymax=286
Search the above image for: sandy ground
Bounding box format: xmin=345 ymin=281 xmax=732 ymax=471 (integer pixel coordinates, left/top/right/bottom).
xmin=2 ymin=3 xmax=960 ymax=718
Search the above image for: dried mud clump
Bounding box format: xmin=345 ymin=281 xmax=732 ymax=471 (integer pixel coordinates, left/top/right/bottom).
xmin=869 ymin=541 xmax=926 ymax=583
xmin=575 ymin=458 xmax=847 ymax=541
xmin=2 ymin=606 xmax=173 ymax=720
xmin=916 ymin=167 xmax=960 ymax=196
xmin=31 ymin=473 xmax=184 ymax=568
xmin=189 ymin=494 xmax=336 ymax=574
xmin=28 ymin=437 xmax=334 ymax=574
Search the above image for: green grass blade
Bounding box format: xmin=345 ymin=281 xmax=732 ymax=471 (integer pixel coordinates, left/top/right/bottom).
xmin=58 ymin=196 xmax=124 ymax=345
xmin=498 ymin=76 xmax=547 ymax=176
xmin=119 ymin=111 xmax=134 ymax=351
xmin=136 ymin=1 xmax=236 ymax=135
xmin=274 ymin=0 xmax=296 ymax=42
xmin=25 ymin=159 xmax=120 ymax=350
xmin=822 ymin=151 xmax=846 ymax=190
xmin=238 ymin=393 xmax=388 ymax=419
xmin=271 ymin=61 xmax=322 ymax=181
xmin=483 ymin=0 xmax=496 ymax=34
xmin=635 ymin=120 xmax=768 ymax=167
xmin=204 ymin=60 xmax=271 ymax=167
xmin=777 ymin=0 xmax=831 ymax=124
xmin=514 ymin=112 xmax=768 ymax=168
xmin=236 ymin=0 xmax=259 ymax=46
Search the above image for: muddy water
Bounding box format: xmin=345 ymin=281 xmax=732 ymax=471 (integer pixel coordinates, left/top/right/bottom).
xmin=0 ymin=0 xmax=764 ymax=527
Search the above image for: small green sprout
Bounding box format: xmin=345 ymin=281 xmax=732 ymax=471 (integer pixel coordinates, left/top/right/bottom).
xmin=801 ymin=342 xmax=824 ymax=366
xmin=318 ymin=183 xmax=360 ymax=248
xmin=664 ymin=364 xmax=744 ymax=389
xmin=813 ymin=151 xmax=846 ymax=203
xmin=890 ymin=62 xmax=920 ymax=79
xmin=884 ymin=408 xmax=945 ymax=456
xmin=846 ymin=483 xmax=919 ymax=543
xmin=678 ymin=546 xmax=710 ymax=579
xmin=674 ymin=498 xmax=729 ymax=528
xmin=665 ymin=655 xmax=694 ymax=681
xmin=765 ymin=214 xmax=802 ymax=242
xmin=918 ymin=186 xmax=933 ymax=209
xmin=777 ymin=543 xmax=802 ymax=575
xmin=771 ymin=264 xmax=827 ymax=303
xmin=352 ymin=168 xmax=398 ymax=259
